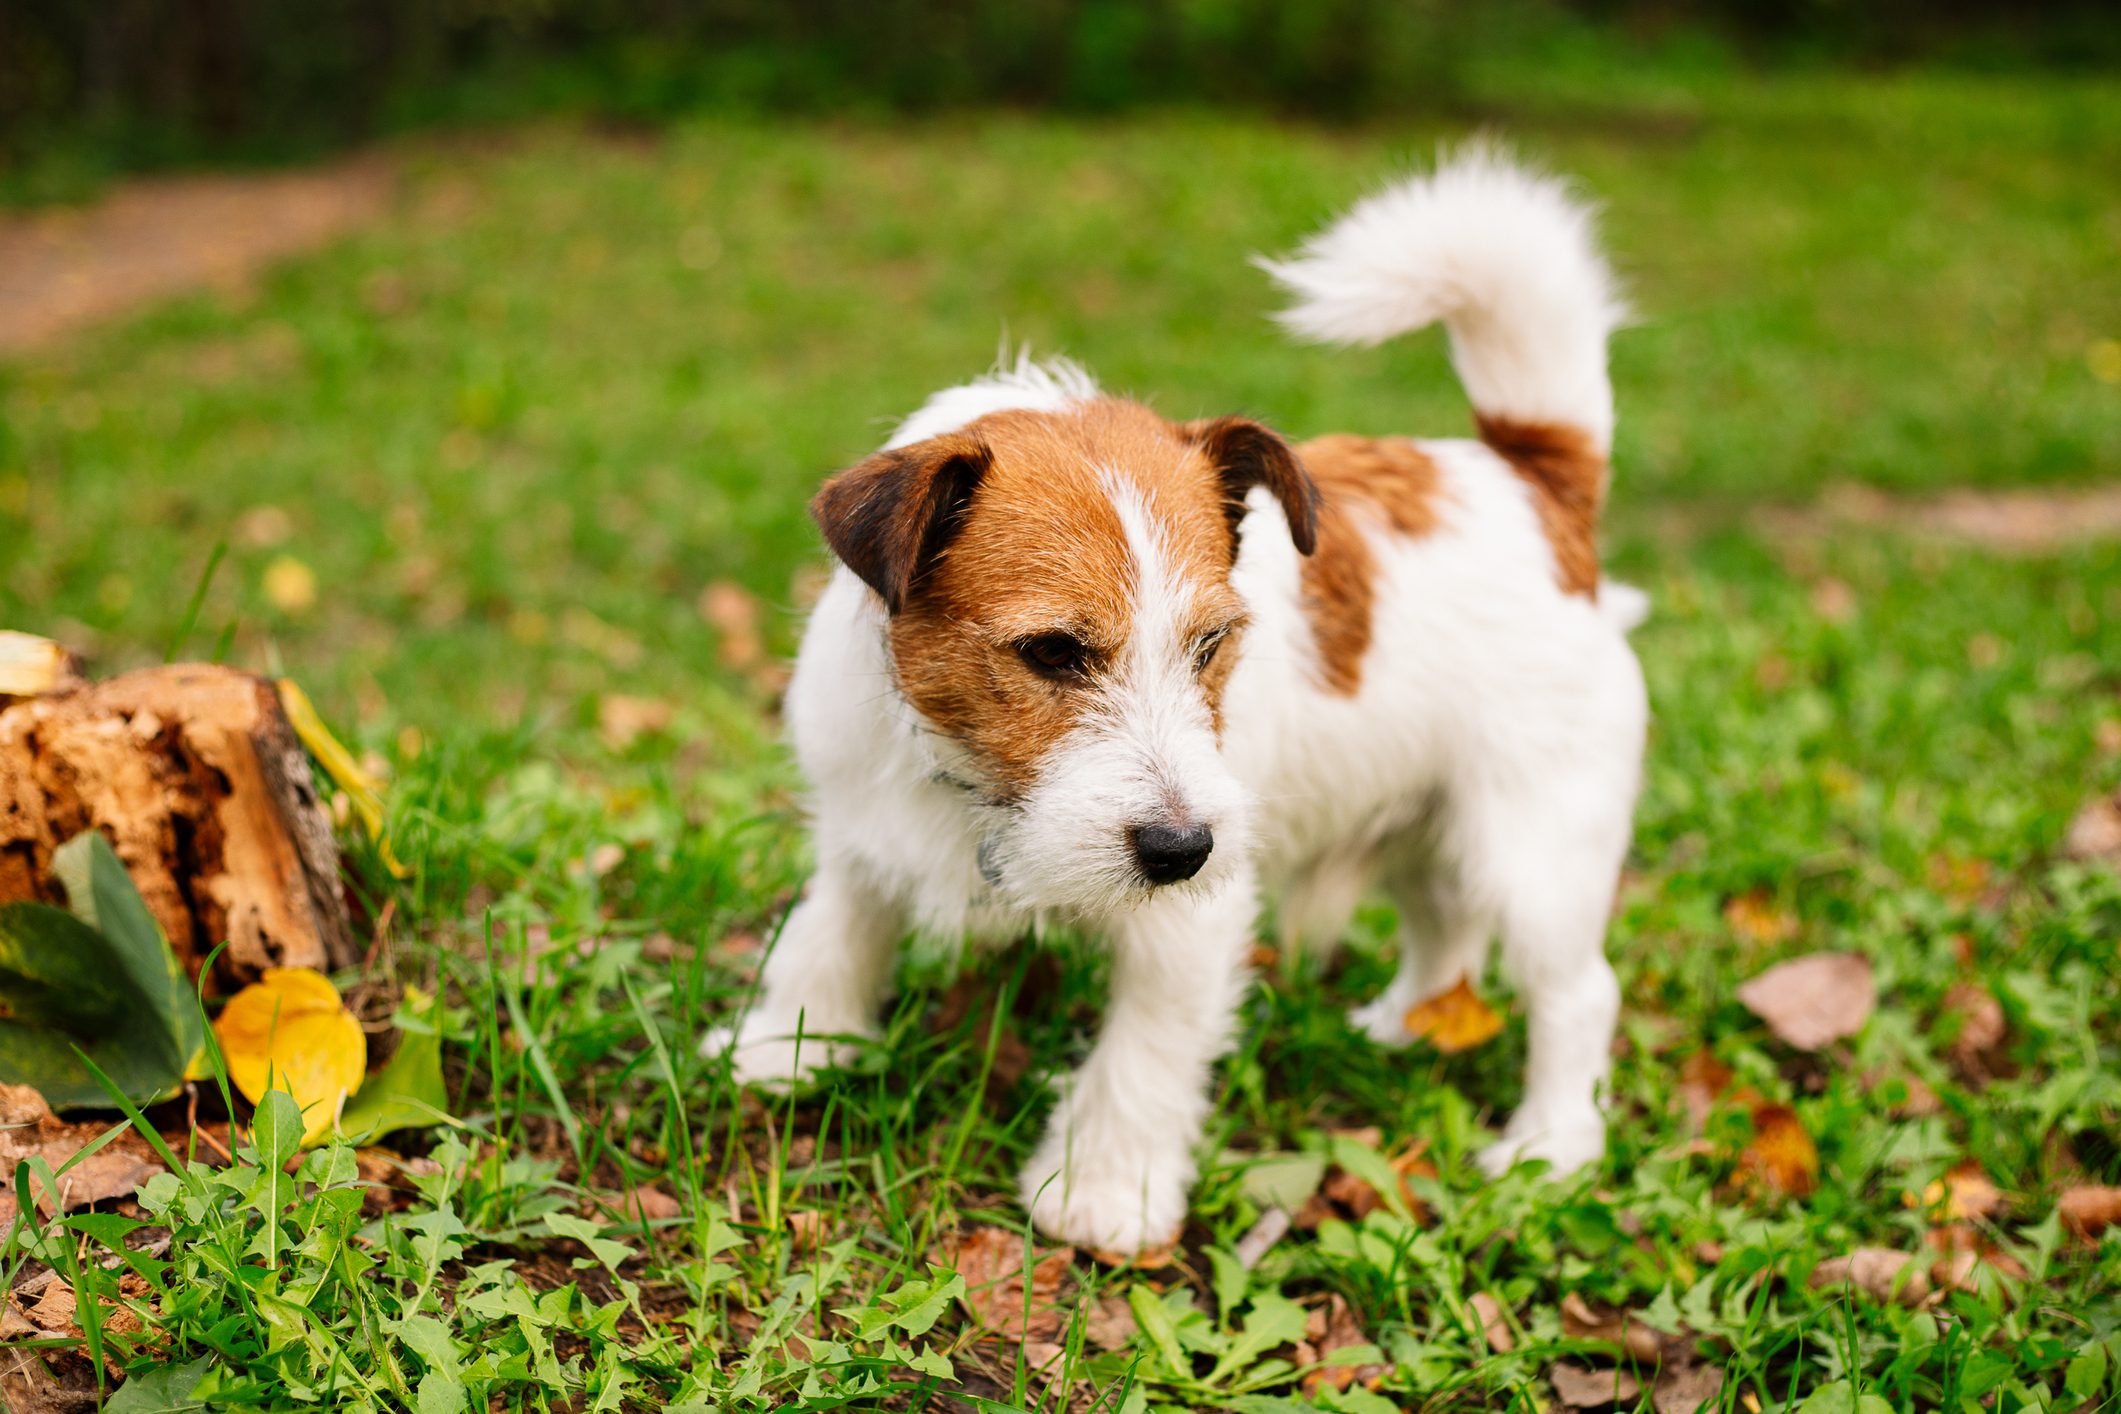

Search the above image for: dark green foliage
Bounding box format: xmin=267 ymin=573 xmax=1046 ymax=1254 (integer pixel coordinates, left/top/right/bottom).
xmin=5 ymin=0 xmax=2119 ymax=200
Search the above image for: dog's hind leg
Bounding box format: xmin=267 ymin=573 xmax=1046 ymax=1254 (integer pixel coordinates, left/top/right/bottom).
xmin=1020 ymin=871 xmax=1256 ymax=1255
xmin=1348 ymin=863 xmax=1494 ymax=1046
xmin=703 ymin=863 xmax=902 ymax=1087
xmin=1454 ymin=773 xmax=1629 ymax=1180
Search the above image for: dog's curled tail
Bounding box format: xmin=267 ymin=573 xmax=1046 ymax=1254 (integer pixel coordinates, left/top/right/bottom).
xmin=1257 ymin=143 xmax=1625 ymax=471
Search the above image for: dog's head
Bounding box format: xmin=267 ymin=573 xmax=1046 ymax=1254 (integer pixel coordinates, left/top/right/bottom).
xmin=813 ymin=395 xmax=1317 ymax=918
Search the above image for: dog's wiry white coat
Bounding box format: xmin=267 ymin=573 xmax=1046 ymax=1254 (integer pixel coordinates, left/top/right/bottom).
xmin=711 ymin=151 xmax=1648 ymax=1254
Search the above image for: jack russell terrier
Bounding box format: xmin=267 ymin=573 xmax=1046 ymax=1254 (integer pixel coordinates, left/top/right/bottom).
xmin=709 ymin=148 xmax=1648 ymax=1255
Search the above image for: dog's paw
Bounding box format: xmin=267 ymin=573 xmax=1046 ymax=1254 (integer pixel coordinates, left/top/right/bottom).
xmin=1347 ymin=992 xmax=1417 ymax=1047
xmin=1019 ymin=1133 xmax=1189 ymax=1256
xmin=1476 ymin=1113 xmax=1606 ymax=1180
xmin=699 ymin=1016 xmax=869 ymax=1089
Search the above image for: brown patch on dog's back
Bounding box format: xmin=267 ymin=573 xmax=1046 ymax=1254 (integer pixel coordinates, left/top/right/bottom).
xmin=1476 ymin=414 xmax=1605 ymax=598
xmin=1290 ymin=435 xmax=1446 ymax=695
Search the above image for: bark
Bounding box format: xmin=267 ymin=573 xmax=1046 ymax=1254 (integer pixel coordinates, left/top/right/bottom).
xmin=0 ymin=663 xmax=354 ymax=993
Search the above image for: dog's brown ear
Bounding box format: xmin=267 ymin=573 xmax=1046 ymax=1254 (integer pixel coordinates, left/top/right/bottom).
xmin=811 ymin=433 xmax=993 ymax=613
xmin=1181 ymin=416 xmax=1319 ymax=556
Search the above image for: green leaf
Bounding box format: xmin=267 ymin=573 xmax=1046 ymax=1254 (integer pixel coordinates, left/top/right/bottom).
xmin=253 ymin=1089 xmax=306 ymax=1175
xmin=1206 ymin=1246 xmax=1249 ymax=1323
xmin=51 ymin=831 xmax=205 ymax=1075
xmin=1208 ymin=1291 xmax=1310 ymax=1384
xmin=0 ymin=867 xmax=194 ymax=1111
xmin=1795 ymin=1382 xmax=1894 ymax=1414
xmin=105 ymin=1356 xmax=215 ymax=1412
xmin=1228 ymin=1149 xmax=1326 ymax=1210
xmin=337 ymin=1004 xmax=454 ymax=1144
xmin=0 ymin=833 xmax=204 ymax=1109
xmin=889 ymin=1271 xmax=965 ymax=1337
xmin=2066 ymin=1340 xmax=2109 ymax=1401
xmin=1129 ymin=1285 xmax=1190 ymax=1375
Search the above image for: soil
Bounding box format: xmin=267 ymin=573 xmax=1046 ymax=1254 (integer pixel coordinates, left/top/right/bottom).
xmin=0 ymin=155 xmax=395 ymax=355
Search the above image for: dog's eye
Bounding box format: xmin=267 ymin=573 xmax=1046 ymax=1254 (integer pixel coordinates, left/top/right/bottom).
xmin=1018 ymin=633 xmax=1090 ymax=680
xmin=1193 ymin=633 xmax=1228 ymax=674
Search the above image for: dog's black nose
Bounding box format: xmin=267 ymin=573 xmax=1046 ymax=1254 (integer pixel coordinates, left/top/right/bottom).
xmin=1130 ymin=822 xmax=1214 ymax=885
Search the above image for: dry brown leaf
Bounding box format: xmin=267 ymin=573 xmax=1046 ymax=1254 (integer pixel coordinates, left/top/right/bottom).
xmin=625 ymin=1185 xmax=683 ymax=1222
xmin=237 ymin=505 xmax=296 ymax=547
xmin=10 ymin=1272 xmax=153 ymax=1348
xmin=1402 ymin=975 xmax=1504 ymax=1053
xmin=2058 ymin=1185 xmax=2121 ymax=1241
xmin=1652 ymin=1360 xmax=1726 ymax=1414
xmin=1941 ymin=982 xmax=2008 ymax=1082
xmin=1087 ymin=1239 xmax=1177 ymax=1269
xmin=1809 ymin=577 xmax=1857 ymax=623
xmin=1925 ymin=1223 xmax=2028 ymax=1288
xmin=785 ymin=1209 xmax=828 ymax=1251
xmin=1084 ymin=1292 xmax=1137 ymax=1351
xmin=1736 ymin=1103 xmax=1818 ymax=1199
xmin=1677 ymin=1051 xmax=1736 ymax=1133
xmin=1736 ymin=952 xmax=1875 ymax=1050
xmin=0 ymin=1086 xmax=165 ymax=1230
xmin=1908 ymin=1160 xmax=2004 ymax=1222
xmin=597 ymin=693 xmax=675 ymax=750
xmin=1886 ymin=1070 xmax=1944 ymax=1118
xmin=2062 ymin=790 xmax=2121 ymax=867
xmin=698 ymin=580 xmax=764 ymax=669
xmin=1808 ymin=1248 xmax=1930 ymax=1306
xmin=935 ymin=1226 xmax=1075 ymax=1343
xmin=1470 ymin=1290 xmax=1513 ymax=1353
xmin=1551 ymin=1361 xmax=1643 ymax=1409
xmin=211 ymin=967 xmax=366 ymax=1144
xmin=1722 ymin=889 xmax=1798 ymax=946
xmin=1924 ymin=853 xmax=1994 ymax=903
xmin=1560 ymin=1292 xmax=1663 ymax=1364
xmin=1298 ymin=1141 xmax=1435 ymax=1229
xmin=0 ymin=1346 xmax=102 ymax=1413
xmin=1299 ymin=1295 xmax=1383 ymax=1396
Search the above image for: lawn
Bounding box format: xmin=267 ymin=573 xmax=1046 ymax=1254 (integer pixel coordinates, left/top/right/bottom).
xmin=3 ymin=64 xmax=2121 ymax=1412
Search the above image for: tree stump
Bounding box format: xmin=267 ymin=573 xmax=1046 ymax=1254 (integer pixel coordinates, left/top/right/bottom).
xmin=0 ymin=664 xmax=355 ymax=993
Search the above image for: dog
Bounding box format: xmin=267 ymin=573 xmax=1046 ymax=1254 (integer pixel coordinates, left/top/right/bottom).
xmin=710 ymin=148 xmax=1647 ymax=1255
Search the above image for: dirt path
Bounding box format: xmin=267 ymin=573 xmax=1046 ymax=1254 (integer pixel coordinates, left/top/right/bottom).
xmin=1762 ymin=483 xmax=2121 ymax=553
xmin=0 ymin=155 xmax=396 ymax=356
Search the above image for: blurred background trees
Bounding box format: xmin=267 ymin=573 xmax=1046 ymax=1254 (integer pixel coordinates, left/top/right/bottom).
xmin=4 ymin=0 xmax=2114 ymax=202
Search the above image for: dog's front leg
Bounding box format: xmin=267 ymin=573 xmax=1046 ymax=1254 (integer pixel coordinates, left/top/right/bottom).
xmin=1020 ymin=872 xmax=1256 ymax=1254
xmin=704 ymin=862 xmax=901 ymax=1086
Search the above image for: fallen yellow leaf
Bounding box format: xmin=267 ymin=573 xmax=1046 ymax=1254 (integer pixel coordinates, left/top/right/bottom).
xmin=1736 ymin=1102 xmax=1818 ymax=1199
xmin=1722 ymin=888 xmax=1798 ymax=946
xmin=278 ymin=678 xmax=406 ymax=878
xmin=262 ymin=555 xmax=317 ymax=615
xmin=213 ymin=967 xmax=365 ymax=1145
xmin=1402 ymin=975 xmax=1504 ymax=1054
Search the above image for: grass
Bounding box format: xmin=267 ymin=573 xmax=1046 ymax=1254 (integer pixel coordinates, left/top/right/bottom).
xmin=3 ymin=63 xmax=2121 ymax=1412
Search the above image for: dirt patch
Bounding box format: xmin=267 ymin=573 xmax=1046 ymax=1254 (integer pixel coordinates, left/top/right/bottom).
xmin=1765 ymin=483 xmax=2121 ymax=554
xmin=0 ymin=155 xmax=396 ymax=356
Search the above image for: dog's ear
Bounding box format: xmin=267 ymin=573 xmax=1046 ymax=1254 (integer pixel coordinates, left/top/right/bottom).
xmin=811 ymin=433 xmax=993 ymax=613
xmin=1181 ymin=416 xmax=1319 ymax=556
